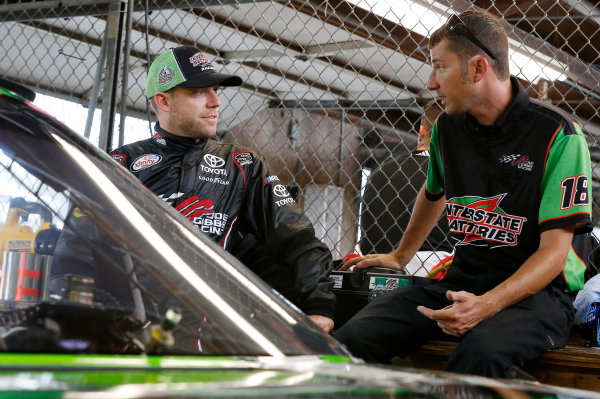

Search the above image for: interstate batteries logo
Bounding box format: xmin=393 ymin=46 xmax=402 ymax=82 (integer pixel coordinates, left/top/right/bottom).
xmin=446 ymin=194 xmax=526 ymax=248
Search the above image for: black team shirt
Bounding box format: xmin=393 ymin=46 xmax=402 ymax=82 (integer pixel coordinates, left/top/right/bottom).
xmin=426 ymin=77 xmax=592 ymax=293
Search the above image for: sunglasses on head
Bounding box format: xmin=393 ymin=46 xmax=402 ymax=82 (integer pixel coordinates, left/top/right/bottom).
xmin=446 ymin=14 xmax=496 ymax=60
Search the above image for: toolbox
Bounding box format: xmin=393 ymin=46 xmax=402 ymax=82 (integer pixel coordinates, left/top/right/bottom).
xmin=331 ymin=266 xmax=433 ymax=329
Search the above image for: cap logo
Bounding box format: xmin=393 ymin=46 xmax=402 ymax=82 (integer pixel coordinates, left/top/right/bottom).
xmin=190 ymin=52 xmax=215 ymax=72
xmin=158 ymin=66 xmax=175 ymax=85
xmin=189 ymin=52 xmax=209 ymax=66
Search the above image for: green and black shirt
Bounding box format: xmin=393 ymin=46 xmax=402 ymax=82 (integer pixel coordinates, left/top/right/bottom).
xmin=426 ymin=77 xmax=592 ymax=293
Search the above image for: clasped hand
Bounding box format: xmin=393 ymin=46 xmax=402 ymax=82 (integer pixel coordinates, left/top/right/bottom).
xmin=417 ymin=290 xmax=492 ymax=337
xmin=340 ymin=256 xmax=494 ymax=337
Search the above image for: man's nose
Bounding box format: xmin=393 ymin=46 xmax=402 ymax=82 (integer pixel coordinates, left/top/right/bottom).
xmin=207 ymin=90 xmax=221 ymax=108
xmin=426 ymin=73 xmax=438 ymax=91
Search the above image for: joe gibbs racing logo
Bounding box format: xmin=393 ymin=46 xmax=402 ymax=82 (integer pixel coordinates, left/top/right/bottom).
xmin=174 ymin=196 xmax=228 ymax=235
xmin=175 ymin=196 xmax=214 ymax=223
xmin=446 ymin=194 xmax=526 ymax=248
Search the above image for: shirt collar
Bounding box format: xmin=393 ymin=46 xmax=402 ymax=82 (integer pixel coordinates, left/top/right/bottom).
xmin=153 ymin=123 xmax=208 ymax=149
xmin=464 ymin=76 xmax=530 ymax=136
xmin=494 ymin=76 xmax=529 ymax=132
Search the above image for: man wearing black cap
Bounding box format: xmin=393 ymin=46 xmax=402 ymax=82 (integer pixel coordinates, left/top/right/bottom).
xmin=110 ymin=46 xmax=335 ymax=332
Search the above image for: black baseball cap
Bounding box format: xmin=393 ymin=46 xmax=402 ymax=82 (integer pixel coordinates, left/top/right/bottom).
xmin=145 ymin=46 xmax=242 ymax=98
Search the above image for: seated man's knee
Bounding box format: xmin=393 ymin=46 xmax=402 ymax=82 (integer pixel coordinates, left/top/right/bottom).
xmin=447 ymin=333 xmax=508 ymax=377
xmin=335 ymin=316 xmax=367 ymax=347
xmin=335 ymin=318 xmax=391 ymax=363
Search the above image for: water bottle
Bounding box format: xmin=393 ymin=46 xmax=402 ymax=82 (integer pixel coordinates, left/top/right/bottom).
xmin=583 ymin=302 xmax=600 ymax=347
xmin=368 ymin=277 xmax=388 ymax=302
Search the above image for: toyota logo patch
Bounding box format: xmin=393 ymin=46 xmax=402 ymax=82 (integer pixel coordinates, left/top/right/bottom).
xmin=273 ymin=184 xmax=290 ymax=198
xmin=203 ymin=154 xmax=225 ymax=168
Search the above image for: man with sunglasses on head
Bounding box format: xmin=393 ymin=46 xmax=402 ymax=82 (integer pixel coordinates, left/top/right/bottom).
xmin=336 ymin=9 xmax=592 ymax=377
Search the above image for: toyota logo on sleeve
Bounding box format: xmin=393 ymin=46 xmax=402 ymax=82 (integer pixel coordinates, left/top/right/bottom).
xmin=273 ymin=184 xmax=295 ymax=207
xmin=273 ymin=184 xmax=290 ymax=197
xmin=203 ymin=154 xmax=225 ymax=168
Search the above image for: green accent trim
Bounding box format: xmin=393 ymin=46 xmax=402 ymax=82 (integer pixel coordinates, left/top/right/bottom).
xmin=319 ymin=355 xmax=353 ymax=364
xmin=0 ymin=393 xmax=63 ymax=399
xmin=446 ymin=195 xmax=507 ymax=215
xmin=0 ymin=87 xmax=27 ymax=102
xmin=538 ymin=123 xmax=591 ymax=290
xmin=426 ymin=120 xmax=445 ymax=196
xmin=0 ymin=353 xmax=239 ymax=369
xmin=539 ymin=124 xmax=592 ymax=224
xmin=563 ymin=245 xmax=586 ymax=292
xmin=0 ymin=353 xmax=354 ymax=369
xmin=0 ymin=353 xmax=367 ymax=395
xmin=145 ymin=49 xmax=186 ymax=98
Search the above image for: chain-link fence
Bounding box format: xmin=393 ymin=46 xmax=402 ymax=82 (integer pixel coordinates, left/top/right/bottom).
xmin=1 ymin=0 xmax=599 ymax=276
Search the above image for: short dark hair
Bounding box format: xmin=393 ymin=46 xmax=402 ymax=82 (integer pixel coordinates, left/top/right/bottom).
xmin=429 ymin=9 xmax=510 ymax=80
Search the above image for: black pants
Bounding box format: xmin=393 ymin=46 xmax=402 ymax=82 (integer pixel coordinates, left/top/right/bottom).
xmin=334 ymin=282 xmax=574 ymax=378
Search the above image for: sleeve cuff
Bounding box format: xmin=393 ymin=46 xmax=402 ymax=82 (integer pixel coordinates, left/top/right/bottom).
xmin=302 ymin=297 xmax=336 ymax=320
xmin=425 ymin=188 xmax=444 ymax=202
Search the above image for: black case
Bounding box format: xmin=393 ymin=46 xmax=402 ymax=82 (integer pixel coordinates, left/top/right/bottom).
xmin=331 ymin=266 xmax=434 ymax=329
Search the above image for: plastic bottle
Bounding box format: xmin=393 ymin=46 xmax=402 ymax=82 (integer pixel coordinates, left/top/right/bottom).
xmin=147 ymin=308 xmax=182 ymax=353
xmin=582 ymin=302 xmax=600 ymax=347
xmin=368 ymin=277 xmax=388 ymax=302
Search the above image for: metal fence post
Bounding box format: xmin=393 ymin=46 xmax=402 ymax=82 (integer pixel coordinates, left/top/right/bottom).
xmin=84 ymin=31 xmax=108 ymax=140
xmin=98 ymin=0 xmax=125 ymax=152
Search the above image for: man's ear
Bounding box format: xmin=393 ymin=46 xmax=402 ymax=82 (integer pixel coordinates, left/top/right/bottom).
xmin=471 ymin=56 xmax=489 ymax=83
xmin=154 ymin=92 xmax=171 ymax=113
